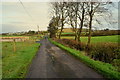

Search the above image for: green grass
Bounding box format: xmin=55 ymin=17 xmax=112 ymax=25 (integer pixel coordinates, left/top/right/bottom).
xmin=0 ymin=42 xmax=2 ymax=79
xmin=61 ymin=35 xmax=119 ymax=43
xmin=49 ymin=38 xmax=120 ymax=79
xmin=61 ymin=32 xmax=74 ymax=35
xmin=2 ymin=41 xmax=40 ymax=78
xmin=61 ymin=32 xmax=87 ymax=35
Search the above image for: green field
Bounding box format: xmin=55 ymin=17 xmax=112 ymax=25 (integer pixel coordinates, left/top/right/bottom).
xmin=61 ymin=32 xmax=74 ymax=34
xmin=2 ymin=41 xmax=40 ymax=78
xmin=61 ymin=35 xmax=119 ymax=43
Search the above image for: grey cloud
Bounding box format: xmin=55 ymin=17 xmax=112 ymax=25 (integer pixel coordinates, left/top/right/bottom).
xmin=2 ymin=24 xmax=29 ymax=33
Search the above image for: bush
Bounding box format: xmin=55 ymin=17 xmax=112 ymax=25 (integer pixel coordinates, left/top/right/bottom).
xmin=91 ymin=30 xmax=120 ymax=36
xmin=54 ymin=39 xmax=86 ymax=51
xmin=89 ymin=43 xmax=120 ymax=63
xmin=112 ymin=59 xmax=120 ymax=72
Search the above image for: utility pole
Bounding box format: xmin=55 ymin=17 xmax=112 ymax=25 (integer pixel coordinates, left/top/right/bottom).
xmin=37 ymin=25 xmax=39 ymax=35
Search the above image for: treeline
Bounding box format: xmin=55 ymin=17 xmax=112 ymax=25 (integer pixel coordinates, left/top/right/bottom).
xmin=47 ymin=1 xmax=115 ymax=49
xmin=92 ymin=30 xmax=120 ymax=36
xmin=2 ymin=30 xmax=48 ymax=36
xmin=61 ymin=30 xmax=120 ymax=36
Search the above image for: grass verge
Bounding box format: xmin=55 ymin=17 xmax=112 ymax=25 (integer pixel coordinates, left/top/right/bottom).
xmin=2 ymin=41 xmax=40 ymax=78
xmin=49 ymin=38 xmax=120 ymax=79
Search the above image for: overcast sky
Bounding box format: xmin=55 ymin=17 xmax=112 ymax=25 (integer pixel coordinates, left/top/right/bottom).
xmin=1 ymin=2 xmax=50 ymax=33
xmin=0 ymin=1 xmax=119 ymax=33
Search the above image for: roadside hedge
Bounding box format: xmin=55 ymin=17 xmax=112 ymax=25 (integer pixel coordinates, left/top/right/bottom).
xmin=49 ymin=38 xmax=120 ymax=79
xmin=53 ymin=38 xmax=120 ymax=72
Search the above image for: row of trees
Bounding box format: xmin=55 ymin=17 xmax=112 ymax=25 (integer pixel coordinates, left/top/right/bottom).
xmin=47 ymin=1 xmax=113 ymax=49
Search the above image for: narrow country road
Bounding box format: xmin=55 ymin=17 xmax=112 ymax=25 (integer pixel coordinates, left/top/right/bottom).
xmin=26 ymin=38 xmax=104 ymax=78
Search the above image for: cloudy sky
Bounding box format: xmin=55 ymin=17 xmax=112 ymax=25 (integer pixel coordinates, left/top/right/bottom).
xmin=1 ymin=1 xmax=50 ymax=33
xmin=0 ymin=0 xmax=119 ymax=33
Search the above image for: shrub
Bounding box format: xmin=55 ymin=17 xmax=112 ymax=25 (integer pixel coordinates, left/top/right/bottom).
xmin=89 ymin=43 xmax=120 ymax=63
xmin=54 ymin=39 xmax=86 ymax=51
xmin=91 ymin=30 xmax=120 ymax=36
xmin=112 ymin=59 xmax=120 ymax=72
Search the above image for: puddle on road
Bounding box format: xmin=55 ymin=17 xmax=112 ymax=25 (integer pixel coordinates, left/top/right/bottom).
xmin=46 ymin=44 xmax=51 ymax=49
xmin=46 ymin=48 xmax=56 ymax=64
xmin=45 ymin=48 xmax=78 ymax=78
xmin=47 ymin=54 xmax=78 ymax=78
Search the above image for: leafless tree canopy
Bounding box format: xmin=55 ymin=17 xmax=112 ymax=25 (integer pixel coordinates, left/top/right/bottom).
xmin=48 ymin=1 xmax=114 ymax=48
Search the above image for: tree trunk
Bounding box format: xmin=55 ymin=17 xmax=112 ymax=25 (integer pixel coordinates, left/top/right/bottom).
xmin=74 ymin=3 xmax=78 ymax=41
xmin=77 ymin=24 xmax=83 ymax=42
xmin=13 ymin=39 xmax=16 ymax=52
xmin=87 ymin=14 xmax=93 ymax=50
xmin=59 ymin=3 xmax=64 ymax=39
xmin=75 ymin=31 xmax=77 ymax=41
xmin=78 ymin=3 xmax=85 ymax=42
xmin=86 ymin=2 xmax=93 ymax=51
xmin=58 ymin=24 xmax=63 ymax=39
xmin=74 ymin=19 xmax=77 ymax=40
xmin=77 ymin=17 xmax=84 ymax=42
xmin=59 ymin=15 xmax=64 ymax=39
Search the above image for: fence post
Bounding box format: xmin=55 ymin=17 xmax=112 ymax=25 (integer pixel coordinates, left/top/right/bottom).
xmin=13 ymin=39 xmax=16 ymax=52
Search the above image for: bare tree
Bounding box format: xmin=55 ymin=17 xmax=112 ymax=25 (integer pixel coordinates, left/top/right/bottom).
xmin=58 ymin=2 xmax=68 ymax=39
xmin=86 ymin=2 xmax=112 ymax=50
xmin=67 ymin=2 xmax=79 ymax=40
xmin=77 ymin=2 xmax=87 ymax=42
xmin=49 ymin=1 xmax=113 ymax=43
xmin=50 ymin=2 xmax=68 ymax=39
xmin=87 ymin=2 xmax=98 ymax=50
xmin=67 ymin=2 xmax=87 ymax=42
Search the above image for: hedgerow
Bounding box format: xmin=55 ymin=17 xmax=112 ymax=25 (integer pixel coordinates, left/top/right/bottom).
xmin=53 ymin=38 xmax=120 ymax=72
xmin=49 ymin=38 xmax=120 ymax=79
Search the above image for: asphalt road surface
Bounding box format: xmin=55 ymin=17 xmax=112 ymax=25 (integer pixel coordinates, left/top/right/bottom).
xmin=26 ymin=38 xmax=104 ymax=78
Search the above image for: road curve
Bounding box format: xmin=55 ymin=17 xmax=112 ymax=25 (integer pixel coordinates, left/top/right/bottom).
xmin=26 ymin=38 xmax=104 ymax=78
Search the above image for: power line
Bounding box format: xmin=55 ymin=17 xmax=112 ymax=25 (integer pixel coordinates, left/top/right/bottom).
xmin=19 ymin=0 xmax=33 ymax=21
xmin=18 ymin=0 xmax=40 ymax=31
